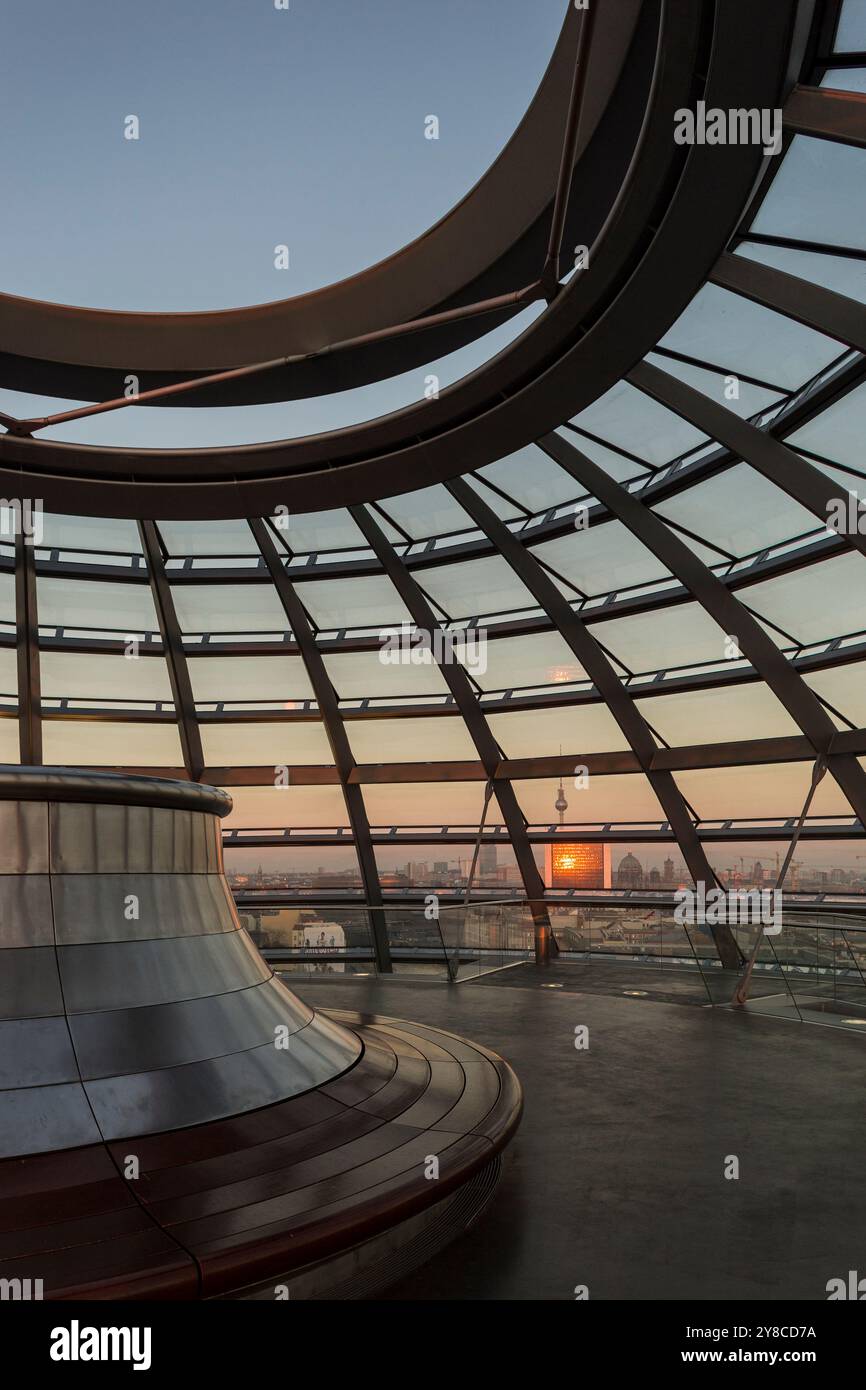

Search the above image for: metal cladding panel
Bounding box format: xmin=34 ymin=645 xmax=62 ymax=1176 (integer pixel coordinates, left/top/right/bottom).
xmin=0 ymin=1017 xmax=79 ymax=1088
xmin=285 ymin=1009 xmax=366 ymax=1077
xmin=172 ymin=808 xmax=223 ymax=873
xmin=49 ymin=803 xmax=222 ymax=873
xmin=0 ymin=801 xmax=49 ymax=873
xmin=68 ymin=976 xmax=315 ymax=1079
xmin=0 ymin=877 xmax=53 ymax=948
xmin=84 ymin=1014 xmax=362 ymax=1140
xmin=52 ymin=873 xmax=238 ymax=945
xmin=0 ymin=948 xmax=65 ymax=1020
xmin=57 ymin=928 xmax=272 ymax=1014
xmin=0 ymin=1083 xmax=102 ymax=1158
xmin=0 ymin=773 xmax=365 ymax=1160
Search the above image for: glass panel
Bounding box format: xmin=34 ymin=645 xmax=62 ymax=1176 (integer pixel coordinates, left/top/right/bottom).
xmin=822 ymin=67 xmax=866 ymax=93
xmin=512 ymin=773 xmax=665 ymax=823
xmin=787 ymin=382 xmax=866 ymax=471
xmin=736 ymin=241 xmax=866 ymax=305
xmin=463 ymin=474 xmax=526 ymax=521
xmin=171 ymin=582 xmax=288 ymax=635
xmin=561 ymin=431 xmax=653 ymax=485
xmin=347 ymin=716 xmax=478 ymax=763
xmin=674 ymin=763 xmax=854 ymax=819
xmin=593 ymin=602 xmax=728 ymax=673
xmin=478 ymin=445 xmax=583 ymax=512
xmin=0 ymin=648 xmax=17 ymax=697
xmin=377 ymin=485 xmax=473 ymax=539
xmin=42 ymin=720 xmax=183 ymax=767
xmin=37 ymin=578 xmax=157 ymax=634
xmin=39 ymin=513 xmax=142 ymax=555
xmin=836 ymin=0 xmax=866 ymax=49
xmin=472 ymin=630 xmax=586 ymax=692
xmin=158 ymin=519 xmax=259 ymax=556
xmin=282 ymin=509 xmax=366 ymax=554
xmin=805 ymin=662 xmax=866 ymax=727
xmin=744 ymin=553 xmax=866 ymax=645
xmin=652 ymin=464 xmax=817 ymax=556
xmin=324 ymin=648 xmax=449 ymax=699
xmin=703 ymin=840 xmax=866 ymax=894
xmin=361 ymin=780 xmax=504 ymax=826
xmin=188 ymin=654 xmax=314 ymax=703
xmin=536 ymin=843 xmax=691 ymax=891
xmin=636 ymin=684 xmax=800 ymax=745
xmin=294 ymin=575 xmax=411 ymax=630
xmin=240 ymin=906 xmax=372 ymax=959
xmin=415 ymin=555 xmax=535 ymax=620
xmin=200 ymin=721 xmax=332 ymax=765
xmin=374 ymin=841 xmax=522 ymax=890
xmin=489 ymin=703 xmax=629 ymax=757
xmin=644 ymin=353 xmax=782 ymax=417
xmin=40 ymin=651 xmax=172 ymax=702
xmin=658 ymin=282 xmax=842 ymax=390
xmin=222 ymin=784 xmax=349 ymax=828
xmin=225 ymin=845 xmax=362 ymax=892
xmin=0 ymin=718 xmax=19 ymax=762
xmin=751 ymin=137 xmax=866 ymax=252
xmin=530 ymin=522 xmax=671 ymax=595
xmin=0 ymin=575 xmax=14 ymax=625
xmin=570 ymin=379 xmax=708 ymax=466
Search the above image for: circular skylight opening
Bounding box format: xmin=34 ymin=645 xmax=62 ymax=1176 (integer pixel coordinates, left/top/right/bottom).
xmin=0 ymin=0 xmax=563 ymax=311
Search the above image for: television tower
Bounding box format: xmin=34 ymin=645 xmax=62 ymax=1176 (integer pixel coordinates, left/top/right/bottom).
xmin=555 ymin=749 xmax=568 ymax=825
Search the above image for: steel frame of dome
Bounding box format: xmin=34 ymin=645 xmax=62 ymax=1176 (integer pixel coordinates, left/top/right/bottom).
xmin=1 ymin=0 xmax=865 ymax=976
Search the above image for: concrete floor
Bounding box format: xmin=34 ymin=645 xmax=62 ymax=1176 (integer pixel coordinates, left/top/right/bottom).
xmin=293 ymin=961 xmax=866 ymax=1301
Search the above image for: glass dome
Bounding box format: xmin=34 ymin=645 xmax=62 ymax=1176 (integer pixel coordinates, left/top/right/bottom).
xmin=0 ymin=0 xmax=864 ymax=973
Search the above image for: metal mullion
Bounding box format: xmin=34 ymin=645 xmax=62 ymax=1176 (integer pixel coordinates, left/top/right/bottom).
xmin=138 ymin=520 xmax=204 ymax=780
xmin=711 ymin=250 xmax=866 ymax=355
xmin=15 ymin=532 xmax=41 ymax=764
xmin=783 ymin=83 xmax=866 ymax=146
xmin=544 ymin=433 xmax=866 ymax=831
xmin=447 ymin=475 xmax=741 ymax=970
xmin=250 ymin=518 xmax=392 ymax=972
xmin=628 ymin=360 xmax=866 ymax=563
xmin=349 ymin=502 xmax=552 ymax=963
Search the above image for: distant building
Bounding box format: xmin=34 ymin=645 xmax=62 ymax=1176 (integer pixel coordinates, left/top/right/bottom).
xmin=616 ymin=852 xmax=644 ymax=888
xmin=478 ymin=843 xmax=498 ymax=880
xmin=663 ymin=857 xmax=675 ymax=885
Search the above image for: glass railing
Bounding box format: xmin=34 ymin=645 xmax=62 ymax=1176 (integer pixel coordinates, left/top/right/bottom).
xmin=238 ymin=899 xmax=536 ymax=980
xmin=437 ymin=899 xmax=536 ymax=980
xmin=713 ymin=912 xmax=866 ymax=1028
xmin=235 ymin=893 xmax=866 ymax=1025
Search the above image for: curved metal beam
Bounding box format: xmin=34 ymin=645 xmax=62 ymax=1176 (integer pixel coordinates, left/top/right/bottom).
xmin=348 ymin=501 xmax=552 ymax=960
xmin=0 ymin=3 xmax=641 ymax=398
xmin=14 ymin=533 xmax=41 ymax=764
xmin=249 ymin=517 xmax=392 ymax=972
xmin=137 ymin=521 xmax=204 ymax=780
xmin=0 ymin=0 xmax=806 ymax=517
xmin=542 ymin=432 xmax=866 ymax=829
xmin=711 ymin=250 xmax=866 ymax=354
xmin=15 ymin=723 xmax=866 ymax=790
xmin=628 ymin=360 xmax=866 ymax=562
xmin=446 ymin=475 xmax=741 ymax=969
